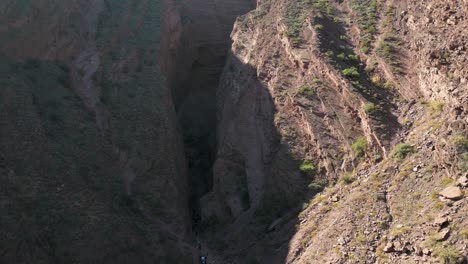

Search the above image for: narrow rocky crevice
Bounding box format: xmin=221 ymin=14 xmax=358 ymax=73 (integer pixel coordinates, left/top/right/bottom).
xmin=161 ymin=0 xmax=256 ymax=227
xmin=177 ymin=49 xmax=223 ymax=224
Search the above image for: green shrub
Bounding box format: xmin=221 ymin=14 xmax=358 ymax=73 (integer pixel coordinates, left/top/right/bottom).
xmin=308 ymin=179 xmax=327 ymax=192
xmin=376 ymin=40 xmax=392 ymax=58
xmin=363 ymin=102 xmax=380 ymax=117
xmin=392 ymin=143 xmax=414 ymax=159
xmin=292 ymin=36 xmax=303 ymax=46
xmin=311 ymin=78 xmax=321 ymax=84
xmin=383 ymin=32 xmax=396 ymax=41
xmin=342 ymin=67 xmax=360 ymax=79
xmin=361 ymin=45 xmax=370 ymax=54
xmin=314 ymin=24 xmax=324 ymax=30
xmin=325 ymin=50 xmax=334 ymax=57
xmin=340 ymin=173 xmax=356 ymax=184
xmin=298 ymin=85 xmax=314 ymax=97
xmin=452 ymin=134 xmax=468 ymax=152
xmin=427 ymin=101 xmax=445 ymax=112
xmin=352 ymin=137 xmax=368 ymax=157
xmin=360 ymin=36 xmax=372 ymax=54
xmin=300 ymin=160 xmax=316 ymax=177
xmin=383 ymin=81 xmax=392 ymax=89
xmin=432 ymin=244 xmax=462 ymax=264
xmin=458 ymin=153 xmax=468 ymax=172
xmin=337 ymin=53 xmax=346 ymax=60
xmin=348 ymin=54 xmax=359 ymax=61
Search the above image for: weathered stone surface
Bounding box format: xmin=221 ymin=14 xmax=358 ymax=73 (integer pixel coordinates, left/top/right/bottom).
xmin=434 ymin=228 xmax=450 ymax=241
xmin=383 ymin=242 xmax=394 ymax=253
xmin=457 ymin=175 xmax=467 ymax=187
xmin=439 ymin=186 xmax=463 ymax=200
xmin=423 ymin=248 xmax=431 ymax=255
xmin=434 ymin=216 xmax=449 ymax=226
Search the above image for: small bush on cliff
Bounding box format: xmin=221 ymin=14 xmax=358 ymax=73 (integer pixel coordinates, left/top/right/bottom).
xmin=352 ymin=137 xmax=368 ymax=157
xmin=342 ymin=67 xmax=360 ymax=79
xmin=392 ymin=143 xmax=414 ymax=159
xmin=300 ymin=160 xmax=316 ymax=177
xmin=340 ymin=173 xmax=356 ymax=184
xmin=458 ymin=153 xmax=468 ymax=172
xmin=348 ymin=54 xmax=359 ymax=62
xmin=452 ymin=134 xmax=468 ymax=152
xmin=363 ymin=102 xmax=381 ymax=118
xmin=427 ymin=101 xmax=445 ymax=112
xmin=376 ymin=40 xmax=392 ymax=58
xmin=298 ymin=85 xmax=314 ymax=97
xmin=433 ymin=245 xmax=462 ymax=264
xmin=308 ymin=179 xmax=327 ymax=192
xmin=425 ymin=238 xmax=462 ymax=264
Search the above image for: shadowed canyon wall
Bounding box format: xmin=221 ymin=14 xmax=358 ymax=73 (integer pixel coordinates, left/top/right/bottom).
xmin=1 ymin=1 xmax=192 ymax=262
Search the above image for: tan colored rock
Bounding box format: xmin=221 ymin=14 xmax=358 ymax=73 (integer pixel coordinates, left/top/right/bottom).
xmin=433 ymin=216 xmax=449 ymax=226
xmin=439 ymin=186 xmax=463 ymax=200
xmin=434 ymin=228 xmax=450 ymax=241
xmin=413 ymin=245 xmax=423 ymax=256
xmin=383 ymin=242 xmax=394 ymax=253
xmin=457 ymin=175 xmax=467 ymax=187
xmin=422 ymin=248 xmax=431 ymax=255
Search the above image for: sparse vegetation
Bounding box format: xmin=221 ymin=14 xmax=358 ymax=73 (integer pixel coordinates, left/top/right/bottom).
xmin=325 ymin=50 xmax=334 ymax=57
xmin=392 ymin=143 xmax=414 ymax=159
xmin=376 ymin=40 xmax=392 ymax=58
xmin=460 ymin=229 xmax=468 ymax=239
xmin=458 ymin=152 xmax=468 ymax=172
xmin=314 ymin=24 xmax=323 ymax=30
xmin=308 ymin=179 xmax=327 ymax=192
xmin=352 ymin=137 xmax=368 ymax=157
xmin=426 ymin=238 xmax=462 ymax=264
xmin=426 ymin=101 xmax=445 ymax=112
xmin=349 ymin=0 xmax=379 ymax=54
xmin=452 ymin=134 xmax=468 ymax=152
xmin=300 ymin=160 xmax=317 ymax=177
xmin=347 ymin=54 xmax=359 ymax=61
xmin=342 ymin=67 xmax=360 ymax=79
xmin=363 ymin=102 xmax=379 ymax=117
xmin=337 ymin=53 xmax=346 ymax=60
xmin=390 ymin=226 xmax=412 ymax=237
xmin=298 ymin=85 xmax=315 ymax=97
xmin=340 ymin=173 xmax=356 ymax=184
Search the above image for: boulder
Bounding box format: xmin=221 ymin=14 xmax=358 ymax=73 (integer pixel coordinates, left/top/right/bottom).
xmin=434 ymin=228 xmax=450 ymax=241
xmin=383 ymin=242 xmax=394 ymax=253
xmin=433 ymin=216 xmax=449 ymax=226
xmin=439 ymin=186 xmax=463 ymax=200
xmin=457 ymin=175 xmax=467 ymax=187
xmin=413 ymin=245 xmax=423 ymax=256
xmin=422 ymin=248 xmax=431 ymax=255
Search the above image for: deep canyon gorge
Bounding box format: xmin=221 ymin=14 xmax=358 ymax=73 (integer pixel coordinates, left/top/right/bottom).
xmin=0 ymin=0 xmax=467 ymax=263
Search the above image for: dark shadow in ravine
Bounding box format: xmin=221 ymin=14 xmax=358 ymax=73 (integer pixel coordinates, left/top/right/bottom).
xmin=190 ymin=51 xmax=324 ymax=264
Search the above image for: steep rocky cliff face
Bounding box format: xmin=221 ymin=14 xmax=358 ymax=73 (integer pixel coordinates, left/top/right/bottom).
xmin=0 ymin=1 xmax=191 ymax=263
xmin=201 ymin=0 xmax=467 ymax=263
xmin=1 ymin=0 xmax=467 ymax=263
